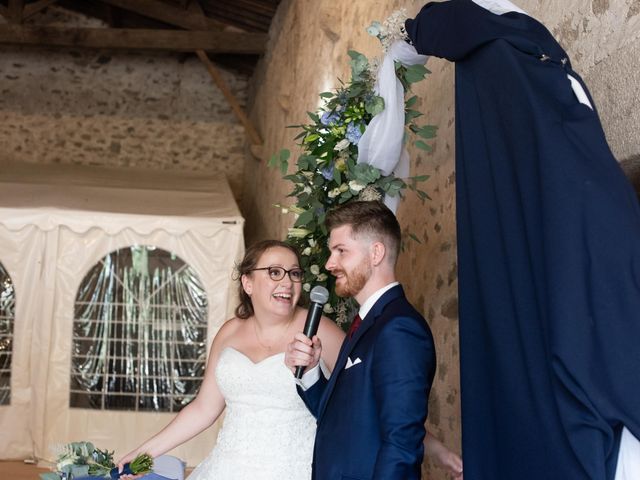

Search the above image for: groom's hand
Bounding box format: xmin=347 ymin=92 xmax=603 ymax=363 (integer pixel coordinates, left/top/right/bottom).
xmin=285 ymin=332 xmax=322 ymax=374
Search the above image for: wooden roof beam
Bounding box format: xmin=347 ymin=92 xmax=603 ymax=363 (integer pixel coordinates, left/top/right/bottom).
xmin=24 ymin=0 xmax=60 ymax=21
xmin=0 ymin=24 xmax=267 ymax=53
xmin=98 ymin=0 xmax=226 ymax=31
xmin=197 ymin=49 xmax=263 ymax=156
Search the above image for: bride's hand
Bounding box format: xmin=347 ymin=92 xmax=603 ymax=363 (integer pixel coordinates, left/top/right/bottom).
xmin=285 ymin=332 xmax=322 ymax=374
xmin=115 ymin=452 xmax=146 ymax=480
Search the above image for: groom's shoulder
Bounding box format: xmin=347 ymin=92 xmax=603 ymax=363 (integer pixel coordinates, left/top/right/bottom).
xmin=377 ymin=296 xmax=431 ymax=335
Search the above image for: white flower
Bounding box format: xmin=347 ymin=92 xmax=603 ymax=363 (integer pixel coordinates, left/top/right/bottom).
xmin=281 ymin=207 xmax=289 ymax=214
xmin=379 ymin=8 xmax=409 ymax=51
xmin=308 ymin=238 xmax=316 ymax=247
xmin=288 ymin=227 xmax=311 ymax=238
xmin=349 ymin=180 xmax=366 ymax=193
xmin=358 ymin=185 xmax=383 ymax=201
xmin=323 ymin=303 xmax=334 ymax=314
xmin=334 ymin=139 xmax=350 ymax=151
xmin=302 ymin=247 xmax=311 ymax=255
xmin=303 ymin=283 xmax=311 ymax=292
xmin=317 ymin=273 xmax=328 ymax=282
xmin=310 ymin=264 xmax=320 ymax=275
xmin=288 ymin=205 xmax=305 ymax=214
xmin=328 ymin=187 xmax=341 ymax=198
xmin=303 ymin=186 xmax=312 ymax=194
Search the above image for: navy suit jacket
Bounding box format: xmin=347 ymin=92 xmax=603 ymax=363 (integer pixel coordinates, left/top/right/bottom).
xmin=299 ymin=285 xmax=436 ymax=479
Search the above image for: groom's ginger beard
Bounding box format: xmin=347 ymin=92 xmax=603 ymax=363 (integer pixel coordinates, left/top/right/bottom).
xmin=332 ymin=256 xmax=372 ymax=298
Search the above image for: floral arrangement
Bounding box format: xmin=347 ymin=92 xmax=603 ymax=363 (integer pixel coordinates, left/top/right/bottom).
xmin=269 ymin=10 xmax=436 ymax=326
xmin=40 ymin=441 xmax=153 ymax=480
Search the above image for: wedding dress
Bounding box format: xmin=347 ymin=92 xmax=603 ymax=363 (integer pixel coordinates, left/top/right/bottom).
xmin=187 ymin=347 xmax=316 ymax=480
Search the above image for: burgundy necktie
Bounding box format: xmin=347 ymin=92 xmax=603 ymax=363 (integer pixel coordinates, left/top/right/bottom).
xmin=347 ymin=314 xmax=362 ymax=339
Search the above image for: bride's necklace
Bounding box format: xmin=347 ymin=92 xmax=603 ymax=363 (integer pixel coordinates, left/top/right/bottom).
xmin=253 ymin=317 xmax=293 ymax=350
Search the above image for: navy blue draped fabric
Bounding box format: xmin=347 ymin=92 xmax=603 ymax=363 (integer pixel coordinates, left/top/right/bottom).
xmin=406 ymin=1 xmax=640 ymax=479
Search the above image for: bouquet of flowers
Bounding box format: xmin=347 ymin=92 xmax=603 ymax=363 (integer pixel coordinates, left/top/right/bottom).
xmin=40 ymin=441 xmax=153 ymax=480
xmin=269 ymin=9 xmax=435 ymax=326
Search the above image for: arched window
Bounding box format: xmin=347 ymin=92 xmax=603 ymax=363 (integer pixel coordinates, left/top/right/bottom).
xmin=0 ymin=262 xmax=15 ymax=406
xmin=70 ymin=246 xmax=208 ymax=412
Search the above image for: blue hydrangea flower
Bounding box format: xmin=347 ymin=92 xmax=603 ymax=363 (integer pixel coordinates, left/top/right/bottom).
xmin=321 ymin=164 xmax=334 ymax=180
xmin=320 ymin=111 xmax=340 ymax=126
xmin=346 ymin=122 xmax=363 ymax=145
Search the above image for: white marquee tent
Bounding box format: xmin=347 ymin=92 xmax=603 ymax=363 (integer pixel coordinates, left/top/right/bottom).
xmin=0 ymin=162 xmax=244 ymax=467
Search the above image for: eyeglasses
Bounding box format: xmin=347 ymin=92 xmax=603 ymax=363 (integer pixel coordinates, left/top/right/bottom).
xmin=250 ymin=266 xmax=305 ymax=283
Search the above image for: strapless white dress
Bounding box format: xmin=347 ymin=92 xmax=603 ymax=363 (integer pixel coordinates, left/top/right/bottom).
xmin=187 ymin=347 xmax=316 ymax=480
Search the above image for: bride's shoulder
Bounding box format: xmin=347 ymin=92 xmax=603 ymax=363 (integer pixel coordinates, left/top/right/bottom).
xmin=209 ymin=317 xmax=245 ymax=355
xmin=215 ymin=317 xmax=244 ymax=341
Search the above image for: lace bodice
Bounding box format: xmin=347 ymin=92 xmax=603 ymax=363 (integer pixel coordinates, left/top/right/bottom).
xmin=187 ymin=347 xmax=316 ymax=480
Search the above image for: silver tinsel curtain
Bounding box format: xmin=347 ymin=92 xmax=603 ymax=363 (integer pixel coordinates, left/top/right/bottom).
xmin=71 ymin=245 xmax=208 ymax=412
xmin=0 ymin=262 xmax=14 ymax=406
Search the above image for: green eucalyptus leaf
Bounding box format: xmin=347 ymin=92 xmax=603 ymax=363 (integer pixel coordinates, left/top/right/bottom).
xmin=403 ymin=64 xmax=429 ymax=84
xmin=415 ymin=125 xmax=438 ymax=139
xmin=304 ymin=133 xmax=320 ymax=144
xmin=296 ymin=209 xmax=314 ymax=227
xmin=339 ymin=191 xmax=354 ymax=203
xmin=405 ymin=109 xmax=423 ymax=124
xmin=365 ymin=95 xmax=385 ymax=116
xmin=417 ymin=189 xmax=432 ymax=200
xmin=333 ymin=166 xmax=342 ymax=184
xmin=409 ymin=233 xmax=422 ymax=244
xmin=280 ymin=159 xmax=289 ymax=175
xmin=348 ymin=50 xmax=369 ymax=80
xmin=415 ymin=140 xmax=433 ymax=152
xmin=411 ymin=175 xmax=430 ymax=182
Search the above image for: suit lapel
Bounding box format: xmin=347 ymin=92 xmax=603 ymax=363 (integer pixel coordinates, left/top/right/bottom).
xmin=317 ymin=285 xmax=405 ymax=421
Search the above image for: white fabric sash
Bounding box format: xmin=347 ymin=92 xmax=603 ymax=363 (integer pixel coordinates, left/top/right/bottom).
xmin=357 ymin=41 xmax=427 ymax=212
xmin=615 ymin=427 xmax=640 ymax=480
xmin=471 ymin=0 xmax=526 ymax=15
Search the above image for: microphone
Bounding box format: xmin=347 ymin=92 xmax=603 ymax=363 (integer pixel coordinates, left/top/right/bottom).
xmin=295 ymin=285 xmax=330 ymax=379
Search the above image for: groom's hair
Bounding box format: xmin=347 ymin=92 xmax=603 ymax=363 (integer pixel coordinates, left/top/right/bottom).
xmin=325 ymin=200 xmax=401 ymax=265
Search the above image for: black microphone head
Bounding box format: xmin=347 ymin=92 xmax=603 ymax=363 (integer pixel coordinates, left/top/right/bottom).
xmin=309 ymin=285 xmax=329 ymax=304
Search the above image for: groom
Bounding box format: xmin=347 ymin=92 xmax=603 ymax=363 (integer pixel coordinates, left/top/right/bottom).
xmin=285 ymin=200 xmax=436 ymax=479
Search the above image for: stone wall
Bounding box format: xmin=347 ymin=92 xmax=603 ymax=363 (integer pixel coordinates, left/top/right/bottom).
xmin=245 ymin=1 xmax=640 ymax=478
xmin=0 ymin=7 xmax=249 ymax=202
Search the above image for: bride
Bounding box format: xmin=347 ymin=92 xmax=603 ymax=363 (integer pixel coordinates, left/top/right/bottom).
xmin=118 ymin=240 xmax=463 ymax=479
xmin=118 ymin=240 xmax=344 ymax=479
